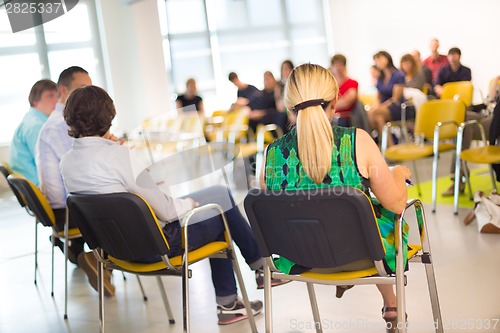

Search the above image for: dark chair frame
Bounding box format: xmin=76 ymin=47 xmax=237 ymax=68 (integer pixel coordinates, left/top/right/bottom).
xmin=244 ymin=187 xmax=443 ymax=333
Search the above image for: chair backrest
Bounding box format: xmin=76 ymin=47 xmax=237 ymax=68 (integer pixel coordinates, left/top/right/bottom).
xmin=414 ymin=99 xmax=465 ymax=140
xmin=7 ymin=174 xmax=55 ymax=226
xmin=243 ymin=187 xmax=385 ymax=269
xmin=441 ymin=81 xmax=473 ymax=106
xmin=66 ymin=193 xmax=170 ymax=262
xmin=350 ymin=100 xmax=371 ymax=132
xmin=1 ymin=165 xmax=27 ymax=208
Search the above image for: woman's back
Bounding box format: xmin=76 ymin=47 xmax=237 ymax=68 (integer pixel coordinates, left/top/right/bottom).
xmin=265 ymin=126 xmax=367 ymax=192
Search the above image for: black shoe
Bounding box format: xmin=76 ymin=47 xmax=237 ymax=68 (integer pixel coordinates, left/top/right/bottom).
xmin=255 ymin=268 xmax=291 ymax=289
xmin=217 ymin=299 xmax=262 ymax=325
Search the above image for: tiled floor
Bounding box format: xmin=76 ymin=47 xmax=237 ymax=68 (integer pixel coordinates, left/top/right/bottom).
xmin=1 ymin=154 xmax=500 ymax=333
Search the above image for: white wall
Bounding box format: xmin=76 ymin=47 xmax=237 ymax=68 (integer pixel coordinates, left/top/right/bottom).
xmin=328 ymin=0 xmax=500 ymax=103
xmin=96 ymin=0 xmax=172 ymax=134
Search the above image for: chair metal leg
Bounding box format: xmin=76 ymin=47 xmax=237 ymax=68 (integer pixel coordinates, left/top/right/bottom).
xmin=431 ymin=151 xmax=439 ymax=213
xmin=51 ymin=233 xmax=55 ymax=297
xmin=232 ymin=249 xmax=258 ymax=333
xmin=395 ymin=215 xmax=407 ymax=333
xmin=156 ymin=277 xmax=175 ymax=324
xmin=453 ymin=150 xmax=462 ymax=215
xmin=136 ymin=275 xmax=148 ymax=301
xmin=463 ymin=162 xmax=473 ymax=201
xmin=425 ymin=261 xmax=443 ymax=333
xmin=64 ymin=235 xmax=69 ymax=319
xmin=489 ymin=165 xmax=498 ymax=193
xmin=182 ymin=252 xmax=190 ymax=333
xmin=306 ymin=283 xmax=323 ymax=333
xmin=122 ymin=271 xmax=127 ymax=281
xmin=98 ymin=255 xmax=105 ymax=333
xmin=411 ymin=161 xmax=422 ymax=196
xmin=416 ymin=202 xmax=443 ymax=333
xmin=34 ymin=220 xmax=38 ymax=285
xmin=264 ymin=261 xmax=273 ymax=333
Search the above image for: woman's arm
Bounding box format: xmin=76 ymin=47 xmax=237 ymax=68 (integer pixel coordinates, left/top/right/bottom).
xmin=355 ymin=129 xmax=411 ymax=213
xmin=259 ymin=147 xmax=268 ymax=190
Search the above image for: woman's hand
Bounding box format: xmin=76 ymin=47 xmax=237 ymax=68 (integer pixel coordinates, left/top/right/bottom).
xmin=390 ymin=165 xmax=412 ymax=184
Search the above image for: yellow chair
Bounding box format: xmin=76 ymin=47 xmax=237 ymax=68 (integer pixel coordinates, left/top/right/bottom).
xmin=1 ymin=163 xmax=29 ymax=210
xmin=244 ymin=187 xmax=443 ymax=333
xmin=441 ymin=81 xmax=473 ymax=107
xmin=453 ymin=121 xmax=500 ymax=214
xmin=383 ymin=100 xmax=466 ymax=212
xmin=358 ymin=92 xmax=378 ymax=111
xmin=67 ymin=192 xmax=258 ymax=333
xmin=7 ymin=174 xmax=82 ymax=319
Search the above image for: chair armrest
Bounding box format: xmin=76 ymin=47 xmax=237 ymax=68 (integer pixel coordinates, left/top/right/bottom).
xmin=456 ymin=119 xmax=488 ymax=145
xmin=181 ymin=203 xmax=229 ymax=248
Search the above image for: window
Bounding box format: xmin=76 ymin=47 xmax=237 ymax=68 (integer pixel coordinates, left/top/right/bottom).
xmin=158 ymin=0 xmax=329 ymax=113
xmin=0 ymin=0 xmax=105 ymax=144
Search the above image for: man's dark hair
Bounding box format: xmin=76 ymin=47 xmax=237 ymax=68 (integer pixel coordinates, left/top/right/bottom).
xmin=28 ymin=79 xmax=57 ymax=107
xmin=281 ymin=59 xmax=294 ymax=70
xmin=228 ymin=72 xmax=238 ymax=82
xmin=64 ymin=85 xmax=116 ymax=138
xmin=448 ymin=47 xmax=461 ymax=56
xmin=330 ymin=54 xmax=347 ymax=66
xmin=57 ymin=66 xmax=88 ymax=88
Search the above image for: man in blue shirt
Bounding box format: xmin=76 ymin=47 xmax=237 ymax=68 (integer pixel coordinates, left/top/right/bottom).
xmin=9 ymin=80 xmax=58 ymax=185
xmin=434 ymin=47 xmax=472 ymax=97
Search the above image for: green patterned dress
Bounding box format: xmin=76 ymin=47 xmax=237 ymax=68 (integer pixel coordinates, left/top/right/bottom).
xmin=264 ymin=126 xmax=409 ymax=274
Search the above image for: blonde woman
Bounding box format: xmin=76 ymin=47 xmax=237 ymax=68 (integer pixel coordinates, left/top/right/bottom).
xmin=260 ymin=63 xmax=412 ymax=323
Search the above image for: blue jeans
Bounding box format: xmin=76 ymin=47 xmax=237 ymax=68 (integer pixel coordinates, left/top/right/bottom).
xmin=149 ymin=185 xmax=262 ymax=304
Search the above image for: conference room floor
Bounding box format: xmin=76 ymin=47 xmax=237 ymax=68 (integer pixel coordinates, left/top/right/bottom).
xmin=1 ymin=153 xmax=499 ymax=333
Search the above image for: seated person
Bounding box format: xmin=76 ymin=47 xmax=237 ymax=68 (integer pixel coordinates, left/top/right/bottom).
xmin=35 ymin=66 xmax=100 ymax=293
xmin=261 ymin=63 xmax=413 ymax=324
xmin=176 ymin=78 xmax=204 ymax=116
xmin=434 ymin=47 xmax=471 ymax=98
xmin=228 ymin=72 xmax=259 ymax=109
xmin=60 ymin=85 xmax=289 ymax=325
xmin=9 ymin=79 xmax=57 ymax=185
xmin=329 ymin=54 xmax=358 ymax=127
xmin=400 ymin=53 xmax=426 ymax=91
xmin=247 ymin=71 xmax=287 ymax=134
xmin=368 ymin=51 xmax=410 ymax=146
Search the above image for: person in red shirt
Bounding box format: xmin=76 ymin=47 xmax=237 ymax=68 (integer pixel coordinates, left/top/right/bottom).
xmin=329 ymin=54 xmax=359 ymax=127
xmin=422 ymin=38 xmax=448 ymax=83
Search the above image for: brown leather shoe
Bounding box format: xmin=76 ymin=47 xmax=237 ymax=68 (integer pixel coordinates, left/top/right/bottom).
xmin=441 ymin=182 xmax=465 ymax=197
xmin=77 ymin=252 xmax=115 ymax=297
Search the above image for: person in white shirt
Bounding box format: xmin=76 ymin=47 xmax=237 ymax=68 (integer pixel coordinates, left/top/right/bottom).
xmin=34 ymin=67 xmax=117 ymax=296
xmin=60 ymin=85 xmax=290 ymax=325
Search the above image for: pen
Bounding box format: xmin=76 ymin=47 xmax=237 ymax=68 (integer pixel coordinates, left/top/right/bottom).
xmin=406 ymin=179 xmax=413 ymax=186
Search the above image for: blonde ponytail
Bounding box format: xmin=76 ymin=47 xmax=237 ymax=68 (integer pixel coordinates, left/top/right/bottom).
xmin=284 ymin=64 xmax=339 ymax=184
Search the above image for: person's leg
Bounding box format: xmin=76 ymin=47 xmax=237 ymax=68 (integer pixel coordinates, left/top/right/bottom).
xmin=369 ymin=106 xmax=394 ymax=146
xmin=377 ymin=284 xmax=397 ymax=320
xmin=184 ymin=185 xmax=262 ymax=268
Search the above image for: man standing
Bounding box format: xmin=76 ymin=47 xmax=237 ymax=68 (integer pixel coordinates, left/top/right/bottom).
xmin=434 ymin=47 xmax=472 ymax=97
xmin=422 ymin=38 xmax=449 ymax=84
xmin=9 ymin=80 xmax=57 ymax=185
xmin=36 ymin=66 xmax=115 ymax=296
xmin=329 ymin=54 xmax=359 ymax=127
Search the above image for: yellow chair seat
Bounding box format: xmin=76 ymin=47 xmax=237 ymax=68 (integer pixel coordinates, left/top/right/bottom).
xmin=460 ymin=146 xmax=500 ymax=164
xmin=385 ymin=142 xmax=456 ymax=161
xmin=238 ymin=143 xmax=258 ymax=158
xmin=109 ymin=241 xmax=229 ymax=273
xmin=289 ymin=244 xmax=423 ymax=281
xmin=56 ymin=228 xmax=82 ymax=238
